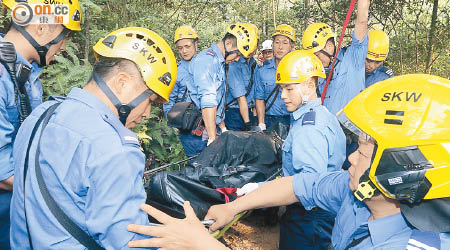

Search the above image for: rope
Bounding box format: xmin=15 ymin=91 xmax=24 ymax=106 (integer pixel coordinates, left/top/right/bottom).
xmin=321 ymin=0 xmax=357 ymax=104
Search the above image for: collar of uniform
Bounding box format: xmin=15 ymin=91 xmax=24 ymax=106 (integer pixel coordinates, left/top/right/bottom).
xmin=179 ymin=59 xmax=190 ymax=68
xmin=0 ymin=33 xmax=44 ymax=83
xmin=366 ymin=65 xmax=382 ymax=78
xmin=292 ymin=98 xmax=321 ymax=121
xmin=266 ymin=58 xmax=276 ymax=69
xmin=66 ymin=87 xmax=118 ymax=120
xmin=211 ymin=43 xmax=225 ymax=64
xmin=367 ymin=212 xmax=409 ymax=246
xmin=324 ymin=49 xmax=345 ymax=73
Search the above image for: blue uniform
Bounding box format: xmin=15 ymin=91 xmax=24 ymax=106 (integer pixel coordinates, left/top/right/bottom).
xmin=280 ymin=99 xmax=346 ymax=250
xmin=365 ymin=65 xmax=394 ymax=88
xmin=188 ymin=43 xmax=227 ymax=125
xmin=225 ymin=57 xmax=256 ymax=131
xmin=292 ymin=171 xmax=450 ymax=249
xmin=253 ymin=58 xmax=290 ymax=129
xmin=0 ymin=37 xmax=43 ymax=250
xmin=10 ymin=88 xmax=155 ymax=249
xmin=319 ymin=32 xmax=368 ymax=115
xmin=163 ymin=59 xmax=192 ymax=115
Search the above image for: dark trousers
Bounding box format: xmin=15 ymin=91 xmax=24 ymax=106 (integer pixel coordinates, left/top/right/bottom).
xmin=224 ymin=108 xmax=254 ymax=131
xmin=279 ymin=203 xmax=334 ymax=250
xmin=179 ymin=132 xmax=207 ymax=157
xmin=0 ymin=191 xmax=12 ymax=250
xmin=265 ymin=115 xmax=290 ymax=131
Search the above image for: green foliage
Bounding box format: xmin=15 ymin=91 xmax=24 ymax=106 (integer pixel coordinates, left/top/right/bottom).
xmin=133 ymin=106 xmax=186 ymax=170
xmin=41 ymin=40 xmax=92 ymax=99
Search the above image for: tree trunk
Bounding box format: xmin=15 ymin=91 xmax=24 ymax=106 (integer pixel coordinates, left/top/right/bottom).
xmin=425 ymin=0 xmax=439 ymax=73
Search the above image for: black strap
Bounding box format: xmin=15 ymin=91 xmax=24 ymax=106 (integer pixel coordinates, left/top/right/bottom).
xmin=93 ymin=72 xmax=152 ymax=124
xmin=12 ymin=22 xmax=69 ymax=67
xmin=216 ymin=63 xmax=229 ymax=119
xmin=176 ymin=88 xmax=189 ymax=103
xmin=0 ymin=41 xmax=32 ymax=123
xmin=24 ymin=103 xmax=105 ymax=250
xmin=225 ymin=61 xmax=257 ymax=108
xmin=344 ymin=233 xmax=370 ymax=250
xmin=23 ymin=103 xmax=59 ymax=249
xmin=264 ymin=84 xmax=280 ymax=112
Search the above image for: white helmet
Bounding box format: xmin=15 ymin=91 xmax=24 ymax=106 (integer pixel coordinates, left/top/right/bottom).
xmin=261 ymin=40 xmax=273 ymax=51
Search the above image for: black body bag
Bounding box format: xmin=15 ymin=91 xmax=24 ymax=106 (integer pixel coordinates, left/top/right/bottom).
xmin=146 ymin=128 xmax=287 ymax=221
xmin=166 ymin=101 xmax=202 ymax=132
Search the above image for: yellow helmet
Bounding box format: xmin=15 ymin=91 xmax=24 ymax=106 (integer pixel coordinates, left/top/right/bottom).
xmin=272 ymin=24 xmax=296 ymax=42
xmin=276 ymin=50 xmax=325 ymax=85
xmin=93 ymin=27 xmax=177 ymax=102
xmin=302 ymin=23 xmax=336 ymax=53
xmin=338 ymin=74 xmax=450 ymax=205
xmin=226 ymin=22 xmax=259 ymax=58
xmin=174 ymin=25 xmax=199 ymax=43
xmin=2 ymin=0 xmax=82 ymax=31
xmin=367 ymin=30 xmax=390 ymax=61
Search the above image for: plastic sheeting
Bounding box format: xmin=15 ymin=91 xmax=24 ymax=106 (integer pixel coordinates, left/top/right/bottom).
xmin=146 ymin=123 xmax=288 ymax=221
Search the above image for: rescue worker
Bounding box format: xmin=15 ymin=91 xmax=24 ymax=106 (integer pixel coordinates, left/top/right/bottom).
xmin=254 ymin=24 xmax=295 ymax=131
xmin=302 ymin=0 xmax=369 ymax=170
xmin=224 ymin=23 xmax=259 ymax=131
xmin=234 ymin=50 xmax=346 ymax=249
xmin=187 ymin=23 xmax=258 ymax=149
xmin=128 ymin=74 xmax=450 ymax=250
xmin=365 ymin=30 xmax=394 ymax=87
xmin=302 ymin=0 xmax=370 ymax=115
xmin=163 ymin=25 xmax=199 ymax=157
xmin=0 ymin=0 xmax=82 ymax=248
xmin=261 ymin=39 xmax=273 ymax=61
xmin=10 ymin=27 xmax=177 ymax=249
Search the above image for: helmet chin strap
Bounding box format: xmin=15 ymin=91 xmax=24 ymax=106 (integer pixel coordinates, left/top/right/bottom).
xmin=93 ymin=72 xmax=152 ymax=125
xmin=12 ymin=22 xmax=69 ymax=67
xmin=295 ymin=84 xmax=312 ymax=106
xmin=223 ymin=42 xmax=240 ymax=61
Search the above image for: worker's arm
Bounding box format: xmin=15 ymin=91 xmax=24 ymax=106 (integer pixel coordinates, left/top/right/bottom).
xmin=128 ymin=202 xmax=229 ymax=250
xmin=206 ymin=176 xmax=298 ymax=231
xmin=0 ymin=83 xmax=16 ymax=191
xmin=354 ymin=0 xmax=370 ymax=41
xmin=237 ymin=96 xmax=250 ymax=123
xmin=202 ymin=107 xmax=217 ymax=141
xmin=255 ymin=99 xmax=266 ymax=125
xmin=0 ymin=176 xmax=13 ymax=191
xmin=206 ymin=171 xmax=351 ymax=231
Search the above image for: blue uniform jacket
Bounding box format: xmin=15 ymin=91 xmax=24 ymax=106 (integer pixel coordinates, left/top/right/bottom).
xmin=292 ymin=171 xmax=450 ymax=249
xmin=319 ymin=32 xmax=368 ymax=115
xmin=365 ymin=65 xmax=394 ymax=88
xmin=282 ymin=99 xmax=346 ymax=177
xmin=226 ymin=57 xmax=256 ymax=109
xmin=163 ymin=59 xmax=192 ymax=115
xmin=253 ymin=58 xmax=289 ymax=116
xmin=10 ymin=88 xmax=155 ymax=249
xmin=187 ymin=43 xmax=226 ymax=124
xmin=0 ymin=36 xmax=43 ymax=250
xmin=0 ymin=40 xmax=43 ymax=182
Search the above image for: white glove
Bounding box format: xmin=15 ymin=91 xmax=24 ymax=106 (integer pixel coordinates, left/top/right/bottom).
xmin=236 ymin=182 xmax=260 ymax=196
xmin=258 ymin=123 xmax=266 ymax=131
xmin=221 ymin=127 xmax=228 ymax=133
xmin=207 ymin=138 xmax=215 ymax=146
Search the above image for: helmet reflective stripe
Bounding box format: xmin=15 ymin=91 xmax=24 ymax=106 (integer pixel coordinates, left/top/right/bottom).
xmin=367 ymin=30 xmax=389 ymax=61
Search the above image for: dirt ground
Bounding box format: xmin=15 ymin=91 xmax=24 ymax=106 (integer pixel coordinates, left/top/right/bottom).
xmin=222 ymin=212 xmax=280 ymax=250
